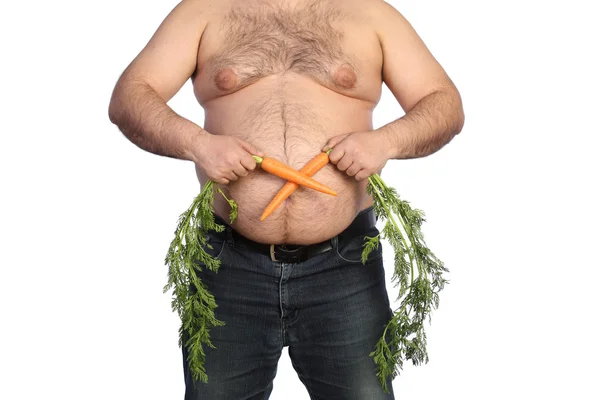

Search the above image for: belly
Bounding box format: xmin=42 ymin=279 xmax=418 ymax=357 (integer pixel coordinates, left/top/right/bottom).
xmin=196 ymin=73 xmax=376 ymax=244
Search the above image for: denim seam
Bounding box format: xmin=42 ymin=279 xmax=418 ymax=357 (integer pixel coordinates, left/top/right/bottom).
xmin=279 ymin=263 xmax=287 ymax=347
xmin=218 ymin=241 xmax=227 ymax=260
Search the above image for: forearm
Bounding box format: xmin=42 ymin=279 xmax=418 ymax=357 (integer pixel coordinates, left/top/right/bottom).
xmin=377 ymin=89 xmax=465 ymax=159
xmin=108 ymin=80 xmax=206 ymax=163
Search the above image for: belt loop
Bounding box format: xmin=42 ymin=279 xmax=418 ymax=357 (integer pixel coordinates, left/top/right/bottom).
xmin=269 ymin=244 xmax=279 ymax=262
xmin=330 ymin=235 xmax=338 ymax=251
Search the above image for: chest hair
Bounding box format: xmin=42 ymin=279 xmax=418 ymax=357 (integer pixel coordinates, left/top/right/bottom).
xmin=208 ymin=0 xmax=359 ymax=90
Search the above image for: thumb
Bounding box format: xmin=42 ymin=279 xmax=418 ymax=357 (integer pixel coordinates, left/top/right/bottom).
xmin=238 ymin=138 xmax=265 ymax=157
xmin=322 ymin=133 xmax=349 ymax=152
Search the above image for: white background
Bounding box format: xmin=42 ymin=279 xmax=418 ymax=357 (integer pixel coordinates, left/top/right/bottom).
xmin=1 ymin=0 xmax=599 ymax=399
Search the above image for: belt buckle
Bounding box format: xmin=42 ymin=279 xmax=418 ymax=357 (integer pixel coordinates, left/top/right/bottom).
xmin=271 ymin=244 xmax=309 ymax=263
xmin=269 ymin=244 xmax=279 ymax=262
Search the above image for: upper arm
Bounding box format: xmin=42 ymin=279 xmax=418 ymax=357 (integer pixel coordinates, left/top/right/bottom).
xmin=116 ymin=0 xmax=209 ymax=102
xmin=374 ymin=1 xmax=457 ymax=112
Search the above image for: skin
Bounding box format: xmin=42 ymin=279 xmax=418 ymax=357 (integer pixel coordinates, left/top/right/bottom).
xmin=108 ymin=0 xmax=464 ymax=245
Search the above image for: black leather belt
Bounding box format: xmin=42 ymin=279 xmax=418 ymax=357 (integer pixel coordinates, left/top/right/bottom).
xmin=214 ymin=207 xmax=377 ymax=263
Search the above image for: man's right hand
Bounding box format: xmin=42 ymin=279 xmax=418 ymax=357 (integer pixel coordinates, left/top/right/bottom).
xmin=192 ymin=132 xmax=264 ymax=185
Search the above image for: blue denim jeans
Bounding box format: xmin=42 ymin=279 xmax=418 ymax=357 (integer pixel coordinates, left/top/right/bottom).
xmin=182 ymin=207 xmax=395 ymax=399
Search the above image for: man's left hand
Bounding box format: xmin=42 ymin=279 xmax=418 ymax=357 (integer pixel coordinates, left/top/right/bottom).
xmin=322 ymin=131 xmax=392 ymax=181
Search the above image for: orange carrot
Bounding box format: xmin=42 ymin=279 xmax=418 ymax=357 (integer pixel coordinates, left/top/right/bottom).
xmin=252 ymin=155 xmax=337 ymax=197
xmin=260 ymin=151 xmax=331 ymax=221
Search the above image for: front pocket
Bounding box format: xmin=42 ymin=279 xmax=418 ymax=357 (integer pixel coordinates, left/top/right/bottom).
xmin=202 ymin=229 xmax=227 ymax=261
xmin=335 ymin=226 xmax=383 ymax=264
xmin=188 ymin=229 xmax=228 ymax=295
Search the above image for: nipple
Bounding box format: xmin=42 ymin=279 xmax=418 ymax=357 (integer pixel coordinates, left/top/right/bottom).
xmin=333 ymin=65 xmax=357 ymax=89
xmin=214 ymin=67 xmax=238 ymax=91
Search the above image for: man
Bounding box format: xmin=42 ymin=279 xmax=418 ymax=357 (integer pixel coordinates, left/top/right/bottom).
xmin=108 ymin=0 xmax=464 ymax=398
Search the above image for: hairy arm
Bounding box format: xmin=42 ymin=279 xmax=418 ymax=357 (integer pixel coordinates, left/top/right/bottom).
xmin=374 ymin=1 xmax=465 ymax=159
xmin=109 ymin=83 xmax=206 ymax=162
xmin=108 ymin=0 xmax=209 ymax=163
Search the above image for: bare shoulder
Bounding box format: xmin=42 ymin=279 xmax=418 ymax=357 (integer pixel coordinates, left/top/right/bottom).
xmin=358 ymin=0 xmax=456 ymax=111
xmin=340 ymin=0 xmax=402 ymax=19
xmin=164 ymin=0 xmax=219 ymax=17
xmin=336 ymin=0 xmax=414 ymax=42
xmin=117 ymin=0 xmax=226 ymax=101
xmin=360 ymin=0 xmax=413 ymax=34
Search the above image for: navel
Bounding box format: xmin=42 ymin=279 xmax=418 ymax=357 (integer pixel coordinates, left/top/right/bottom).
xmin=333 ymin=65 xmax=357 ymax=89
xmin=214 ymin=67 xmax=238 ymax=91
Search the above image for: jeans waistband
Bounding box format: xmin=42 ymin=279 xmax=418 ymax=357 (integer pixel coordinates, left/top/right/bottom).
xmin=213 ymin=206 xmax=376 ymax=263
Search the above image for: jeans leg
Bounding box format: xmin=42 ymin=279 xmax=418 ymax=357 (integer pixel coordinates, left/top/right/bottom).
xmin=285 ymin=251 xmax=396 ymax=400
xmin=182 ymin=243 xmax=284 ymax=400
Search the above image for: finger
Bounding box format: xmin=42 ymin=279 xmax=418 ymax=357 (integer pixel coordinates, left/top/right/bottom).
xmin=238 ymin=139 xmax=264 ymax=157
xmin=336 ymin=155 xmax=353 ymax=172
xmin=224 ymin=170 xmax=238 ymax=181
xmin=240 ymin=153 xmax=258 ymax=171
xmin=322 ymin=133 xmax=349 ymax=152
xmin=355 ymin=170 xmax=370 ymax=181
xmin=328 ymin=145 xmax=345 ymax=164
xmin=233 ymin=161 xmax=248 ymax=178
xmin=217 ymin=177 xmax=230 ymax=185
xmin=346 ymin=163 xmax=361 ymax=177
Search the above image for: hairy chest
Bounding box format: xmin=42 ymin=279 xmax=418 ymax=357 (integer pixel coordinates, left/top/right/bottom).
xmin=194 ymin=0 xmax=381 ymax=102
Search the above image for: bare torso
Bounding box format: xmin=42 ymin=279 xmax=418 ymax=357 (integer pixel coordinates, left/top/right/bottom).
xmin=192 ymin=0 xmax=384 ymax=244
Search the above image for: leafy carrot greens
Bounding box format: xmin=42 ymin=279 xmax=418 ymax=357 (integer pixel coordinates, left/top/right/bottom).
xmin=162 ymin=160 xmax=448 ymax=395
xmin=363 ymin=173 xmax=449 ymax=394
xmin=162 ymin=181 xmax=236 ymax=388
